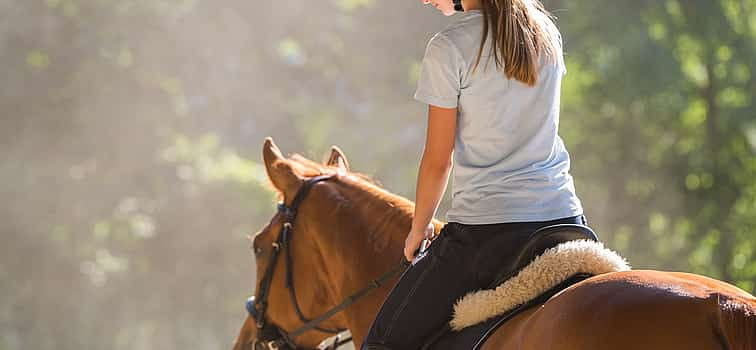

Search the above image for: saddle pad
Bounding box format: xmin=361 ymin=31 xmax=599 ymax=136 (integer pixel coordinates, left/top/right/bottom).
xmin=422 ymin=273 xmax=593 ymax=350
xmin=450 ymin=239 xmax=630 ymax=330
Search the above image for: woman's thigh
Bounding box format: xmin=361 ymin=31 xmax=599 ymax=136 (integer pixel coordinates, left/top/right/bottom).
xmin=363 ymin=215 xmax=588 ymax=349
xmin=363 ymin=223 xmax=484 ymax=349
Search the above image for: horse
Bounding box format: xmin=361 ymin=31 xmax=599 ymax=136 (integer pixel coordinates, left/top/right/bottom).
xmin=232 ymin=137 xmax=756 ymax=350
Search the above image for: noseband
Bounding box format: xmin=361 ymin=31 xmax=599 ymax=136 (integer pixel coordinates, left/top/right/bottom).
xmin=246 ymin=175 xmax=407 ymax=350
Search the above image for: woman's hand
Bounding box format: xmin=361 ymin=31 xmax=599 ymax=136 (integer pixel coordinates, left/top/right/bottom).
xmin=403 ymin=223 xmax=435 ymax=262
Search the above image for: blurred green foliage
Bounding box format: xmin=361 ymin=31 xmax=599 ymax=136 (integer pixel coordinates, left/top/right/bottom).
xmin=0 ymin=0 xmax=754 ymax=349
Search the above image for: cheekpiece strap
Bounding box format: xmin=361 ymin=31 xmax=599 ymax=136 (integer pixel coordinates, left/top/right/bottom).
xmin=277 ymin=201 xmax=294 ymax=221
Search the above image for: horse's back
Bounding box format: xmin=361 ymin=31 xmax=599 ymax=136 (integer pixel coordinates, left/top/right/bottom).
xmin=481 ymin=270 xmax=756 ymax=350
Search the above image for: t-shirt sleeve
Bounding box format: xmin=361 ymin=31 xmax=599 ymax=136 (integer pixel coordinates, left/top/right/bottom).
xmin=413 ymin=33 xmax=463 ymax=109
xmin=557 ymin=30 xmax=567 ymax=76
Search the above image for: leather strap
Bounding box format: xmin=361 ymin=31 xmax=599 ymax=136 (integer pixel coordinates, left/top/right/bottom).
xmin=287 ymin=260 xmax=408 ymax=339
xmin=453 ymin=0 xmax=464 ymax=12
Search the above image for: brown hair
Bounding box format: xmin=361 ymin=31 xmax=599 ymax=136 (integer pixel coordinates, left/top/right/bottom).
xmin=474 ymin=0 xmax=561 ymax=86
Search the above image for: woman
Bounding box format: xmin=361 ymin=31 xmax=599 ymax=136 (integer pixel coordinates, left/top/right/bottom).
xmin=361 ymin=0 xmax=585 ymax=349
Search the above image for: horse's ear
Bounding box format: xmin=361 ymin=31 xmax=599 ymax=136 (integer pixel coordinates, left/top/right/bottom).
xmin=262 ymin=137 xmax=302 ymax=198
xmin=325 ymin=145 xmax=350 ymax=172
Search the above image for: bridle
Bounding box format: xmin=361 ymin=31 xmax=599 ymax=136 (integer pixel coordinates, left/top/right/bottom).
xmin=245 ymin=174 xmax=407 ymax=350
xmin=246 ymin=175 xmax=407 ymax=349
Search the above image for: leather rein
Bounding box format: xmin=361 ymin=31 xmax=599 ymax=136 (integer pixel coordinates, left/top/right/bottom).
xmin=246 ymin=175 xmax=407 ymax=350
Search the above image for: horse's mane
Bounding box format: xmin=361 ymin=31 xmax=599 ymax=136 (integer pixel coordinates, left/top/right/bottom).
xmin=264 ymin=153 xmax=384 ymax=201
xmin=262 ymin=152 xmax=419 ymax=253
xmin=289 ymin=153 xmax=418 ymax=252
xmin=290 ymin=153 xmax=378 ymax=184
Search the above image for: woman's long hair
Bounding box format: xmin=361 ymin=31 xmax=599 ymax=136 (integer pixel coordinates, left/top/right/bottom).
xmin=474 ymin=0 xmax=561 ymax=86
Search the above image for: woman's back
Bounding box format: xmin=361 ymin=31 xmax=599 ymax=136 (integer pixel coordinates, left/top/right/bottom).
xmin=362 ymin=2 xmax=587 ymax=349
xmin=414 ymin=10 xmax=582 ymax=224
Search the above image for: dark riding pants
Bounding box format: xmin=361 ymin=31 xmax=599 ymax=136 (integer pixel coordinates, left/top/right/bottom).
xmin=361 ymin=215 xmax=587 ymax=350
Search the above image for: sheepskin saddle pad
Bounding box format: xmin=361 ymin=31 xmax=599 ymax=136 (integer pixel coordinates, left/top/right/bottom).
xmin=450 ymin=238 xmax=631 ymax=331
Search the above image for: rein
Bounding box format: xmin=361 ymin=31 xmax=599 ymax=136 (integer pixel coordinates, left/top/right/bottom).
xmin=246 ymin=175 xmax=407 ymax=350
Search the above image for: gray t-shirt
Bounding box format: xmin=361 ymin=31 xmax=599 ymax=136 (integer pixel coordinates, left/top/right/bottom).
xmin=414 ymin=9 xmax=583 ymax=224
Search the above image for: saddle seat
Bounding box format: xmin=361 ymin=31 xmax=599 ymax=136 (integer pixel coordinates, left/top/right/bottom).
xmin=421 ymin=224 xmax=630 ymax=350
xmin=493 ymin=224 xmax=599 ymax=287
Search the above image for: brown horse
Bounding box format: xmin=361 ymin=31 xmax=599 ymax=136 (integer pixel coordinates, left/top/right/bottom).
xmin=233 ymin=137 xmax=756 ymax=350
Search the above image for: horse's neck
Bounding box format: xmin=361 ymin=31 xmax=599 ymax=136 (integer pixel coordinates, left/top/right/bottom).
xmin=342 ymin=177 xmax=414 ymax=264
xmin=312 ymin=178 xmax=409 ymax=272
xmin=318 ymin=178 xmax=414 ymax=342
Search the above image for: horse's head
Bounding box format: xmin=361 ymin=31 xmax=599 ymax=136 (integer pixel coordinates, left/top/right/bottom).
xmin=233 ymin=137 xmax=360 ymax=350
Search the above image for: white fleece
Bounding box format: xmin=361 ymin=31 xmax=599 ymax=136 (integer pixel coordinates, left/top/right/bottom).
xmin=450 ymin=239 xmax=630 ymax=330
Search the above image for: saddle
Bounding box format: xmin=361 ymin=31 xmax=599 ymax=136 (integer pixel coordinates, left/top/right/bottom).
xmin=492 ymin=224 xmax=599 ymax=287
xmin=420 ymin=224 xmax=629 ymax=350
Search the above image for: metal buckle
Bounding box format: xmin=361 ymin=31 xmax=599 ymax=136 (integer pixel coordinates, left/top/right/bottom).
xmin=265 ymin=339 xmax=281 ymax=350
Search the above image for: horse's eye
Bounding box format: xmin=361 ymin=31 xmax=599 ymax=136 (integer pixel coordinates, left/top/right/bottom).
xmin=253 ymin=246 xmax=263 ymax=256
